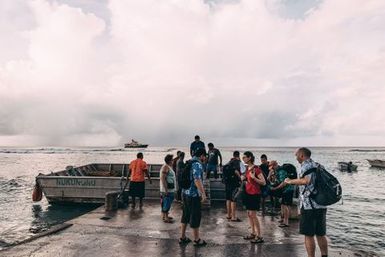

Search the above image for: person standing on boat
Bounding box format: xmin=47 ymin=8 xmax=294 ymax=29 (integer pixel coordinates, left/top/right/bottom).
xmin=206 ymin=143 xmax=222 ymax=179
xmin=128 ymin=152 xmax=151 ymax=209
xmin=190 ymin=135 xmax=205 ymax=157
xmin=284 ymin=147 xmax=328 ymax=257
xmin=160 ymin=154 xmax=176 ymax=223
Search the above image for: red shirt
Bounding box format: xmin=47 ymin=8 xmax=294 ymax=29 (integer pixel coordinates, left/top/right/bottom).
xmin=245 ymin=165 xmax=262 ymax=195
xmin=129 ymin=158 xmax=148 ymax=182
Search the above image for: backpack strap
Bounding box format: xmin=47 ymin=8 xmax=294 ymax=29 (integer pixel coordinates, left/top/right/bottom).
xmin=300 ymin=167 xmax=317 ymax=178
xmin=300 ymin=167 xmax=319 ymax=209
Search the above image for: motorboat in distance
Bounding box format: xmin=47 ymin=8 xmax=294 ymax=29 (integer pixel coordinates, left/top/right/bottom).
xmin=337 ymin=162 xmax=357 ymax=172
xmin=367 ymin=159 xmax=385 ymax=168
xmin=124 ymin=139 xmax=148 ymax=148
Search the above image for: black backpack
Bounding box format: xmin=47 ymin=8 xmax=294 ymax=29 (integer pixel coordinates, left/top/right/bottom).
xmin=281 ymin=163 xmax=298 ymax=179
xmin=302 ymin=164 xmax=342 ymax=206
xmin=222 ymin=160 xmax=240 ymax=186
xmin=180 ymin=159 xmax=198 ymax=190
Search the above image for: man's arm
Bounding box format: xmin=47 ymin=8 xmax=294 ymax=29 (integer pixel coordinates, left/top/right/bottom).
xmin=160 ymin=166 xmax=168 ymax=194
xmin=284 ymin=176 xmax=310 ymax=186
xmin=194 ymin=179 xmax=207 ymax=202
xmin=144 ymin=169 xmax=152 ymax=184
xmin=218 ymin=150 xmax=222 ymax=166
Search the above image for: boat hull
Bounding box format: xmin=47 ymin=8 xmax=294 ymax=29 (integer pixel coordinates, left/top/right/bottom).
xmin=124 ymin=144 xmax=149 ymax=148
xmin=367 ymin=159 xmax=385 ymax=168
xmin=337 ymin=162 xmax=357 ymax=172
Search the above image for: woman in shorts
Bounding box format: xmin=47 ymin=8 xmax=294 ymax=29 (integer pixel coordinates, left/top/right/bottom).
xmin=242 ymin=151 xmax=266 ymax=243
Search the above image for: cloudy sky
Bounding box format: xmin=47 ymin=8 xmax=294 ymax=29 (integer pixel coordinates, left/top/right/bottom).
xmin=0 ymin=0 xmax=384 ymax=147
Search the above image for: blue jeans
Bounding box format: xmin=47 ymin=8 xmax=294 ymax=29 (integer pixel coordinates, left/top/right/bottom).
xmin=161 ymin=192 xmax=175 ymax=213
xmin=206 ymin=164 xmax=218 ymax=178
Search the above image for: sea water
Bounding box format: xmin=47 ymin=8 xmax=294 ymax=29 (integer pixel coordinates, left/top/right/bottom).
xmin=0 ymin=146 xmax=384 ymax=256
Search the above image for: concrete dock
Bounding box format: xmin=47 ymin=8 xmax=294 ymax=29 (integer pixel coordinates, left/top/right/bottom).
xmin=1 ymin=201 xmax=366 ymax=257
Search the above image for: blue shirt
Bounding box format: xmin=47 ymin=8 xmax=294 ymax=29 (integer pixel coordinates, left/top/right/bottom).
xmin=183 ymin=157 xmax=204 ymax=197
xmin=299 ymin=158 xmax=326 ymax=210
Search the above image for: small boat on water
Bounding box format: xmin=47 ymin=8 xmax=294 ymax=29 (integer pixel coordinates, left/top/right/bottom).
xmin=35 ymin=163 xmax=160 ymax=204
xmin=367 ymin=159 xmax=385 ymax=168
xmin=34 ymin=163 xmax=226 ymax=204
xmin=124 ymin=139 xmax=148 ymax=148
xmin=338 ymin=162 xmax=357 ymax=172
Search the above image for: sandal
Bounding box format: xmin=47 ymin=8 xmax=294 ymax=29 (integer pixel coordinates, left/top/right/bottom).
xmin=278 ymin=223 xmax=289 ymax=228
xmin=243 ymin=234 xmax=256 ymax=240
xmin=250 ymin=236 xmax=264 ymax=244
xmin=231 ymin=218 xmax=242 ymax=222
xmin=179 ymin=237 xmax=191 ymax=244
xmin=193 ymin=238 xmax=207 ymax=247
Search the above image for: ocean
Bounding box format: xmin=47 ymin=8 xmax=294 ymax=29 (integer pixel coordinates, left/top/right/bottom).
xmin=0 ymin=146 xmax=384 ymax=256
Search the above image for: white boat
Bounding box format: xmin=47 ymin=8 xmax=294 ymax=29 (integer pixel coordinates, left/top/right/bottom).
xmin=367 ymin=159 xmax=385 ymax=168
xmin=36 ymin=163 xmax=161 ymax=204
xmin=35 ymin=163 xmax=226 ymax=204
xmin=337 ymin=162 xmax=357 ymax=172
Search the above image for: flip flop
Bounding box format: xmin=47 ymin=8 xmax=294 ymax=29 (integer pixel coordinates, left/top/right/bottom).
xmin=230 ymin=218 xmax=242 ymax=222
xmin=226 ymin=216 xmax=232 ymax=220
xmin=278 ymin=223 xmax=289 ymax=228
xmin=250 ymin=236 xmax=264 ymax=244
xmin=193 ymin=238 xmax=207 ymax=247
xmin=243 ymin=234 xmax=256 ymax=240
xmin=179 ymin=237 xmax=192 ymax=244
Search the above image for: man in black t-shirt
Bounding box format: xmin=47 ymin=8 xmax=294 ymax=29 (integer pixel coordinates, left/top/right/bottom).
xmin=259 ymin=154 xmax=271 ymax=214
xmin=224 ymin=151 xmax=242 ymax=222
xmin=190 ymin=135 xmax=205 ymax=157
xmin=206 ymin=143 xmax=222 ymax=179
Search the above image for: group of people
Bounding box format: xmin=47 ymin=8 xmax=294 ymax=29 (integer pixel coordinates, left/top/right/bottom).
xmin=126 ymin=137 xmax=329 ymax=257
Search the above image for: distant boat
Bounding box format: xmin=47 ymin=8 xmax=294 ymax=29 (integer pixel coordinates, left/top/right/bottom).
xmin=367 ymin=159 xmax=385 ymax=168
xmin=124 ymin=139 xmax=148 ymax=148
xmin=337 ymin=162 xmax=357 ymax=172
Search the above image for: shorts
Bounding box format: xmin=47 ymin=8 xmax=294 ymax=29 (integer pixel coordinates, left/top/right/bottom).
xmin=129 ymin=181 xmax=145 ymax=198
xmin=160 ymin=192 xmax=174 ymax=213
xmin=300 ymin=208 xmax=327 ymax=236
xmin=243 ymin=193 xmax=261 ymax=211
xmin=181 ymin=195 xmax=201 ymax=228
xmin=281 ymin=190 xmax=294 ymax=206
xmin=225 ymin=185 xmax=239 ymax=202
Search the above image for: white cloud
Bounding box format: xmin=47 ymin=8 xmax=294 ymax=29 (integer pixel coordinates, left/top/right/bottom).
xmin=0 ymin=0 xmax=385 ymax=146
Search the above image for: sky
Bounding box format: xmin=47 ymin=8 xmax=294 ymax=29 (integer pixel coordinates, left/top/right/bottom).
xmin=0 ymin=0 xmax=385 ymax=147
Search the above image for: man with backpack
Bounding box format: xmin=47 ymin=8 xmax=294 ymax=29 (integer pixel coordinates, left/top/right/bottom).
xmin=284 ymin=147 xmax=328 ymax=257
xmin=179 ymin=148 xmax=208 ymax=247
xmin=223 ymin=151 xmax=242 ymax=222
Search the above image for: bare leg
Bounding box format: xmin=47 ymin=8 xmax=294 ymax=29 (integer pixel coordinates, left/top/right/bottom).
xmin=131 ymin=197 xmax=136 ymax=208
xmin=231 ymin=201 xmax=237 ymax=220
xmin=316 ymin=235 xmax=328 ymax=256
xmin=283 ymin=205 xmax=289 ymax=225
xmin=139 ymin=197 xmax=143 ymax=208
xmin=252 ymin=211 xmax=261 ymax=237
xmin=226 ymin=200 xmax=231 ymax=218
xmin=192 ymin=228 xmax=200 ymax=241
xmin=180 ymin=223 xmax=187 ymax=239
xmin=247 ymin=211 xmax=256 ymax=235
xmin=305 ymin=236 xmax=316 ymax=257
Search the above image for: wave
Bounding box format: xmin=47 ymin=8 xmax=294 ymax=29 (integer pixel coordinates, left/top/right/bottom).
xmin=350 ymin=149 xmax=385 ymax=152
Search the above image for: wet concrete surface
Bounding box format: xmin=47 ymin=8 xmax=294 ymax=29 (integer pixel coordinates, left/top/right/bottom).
xmin=1 ymin=201 xmax=365 ymax=257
